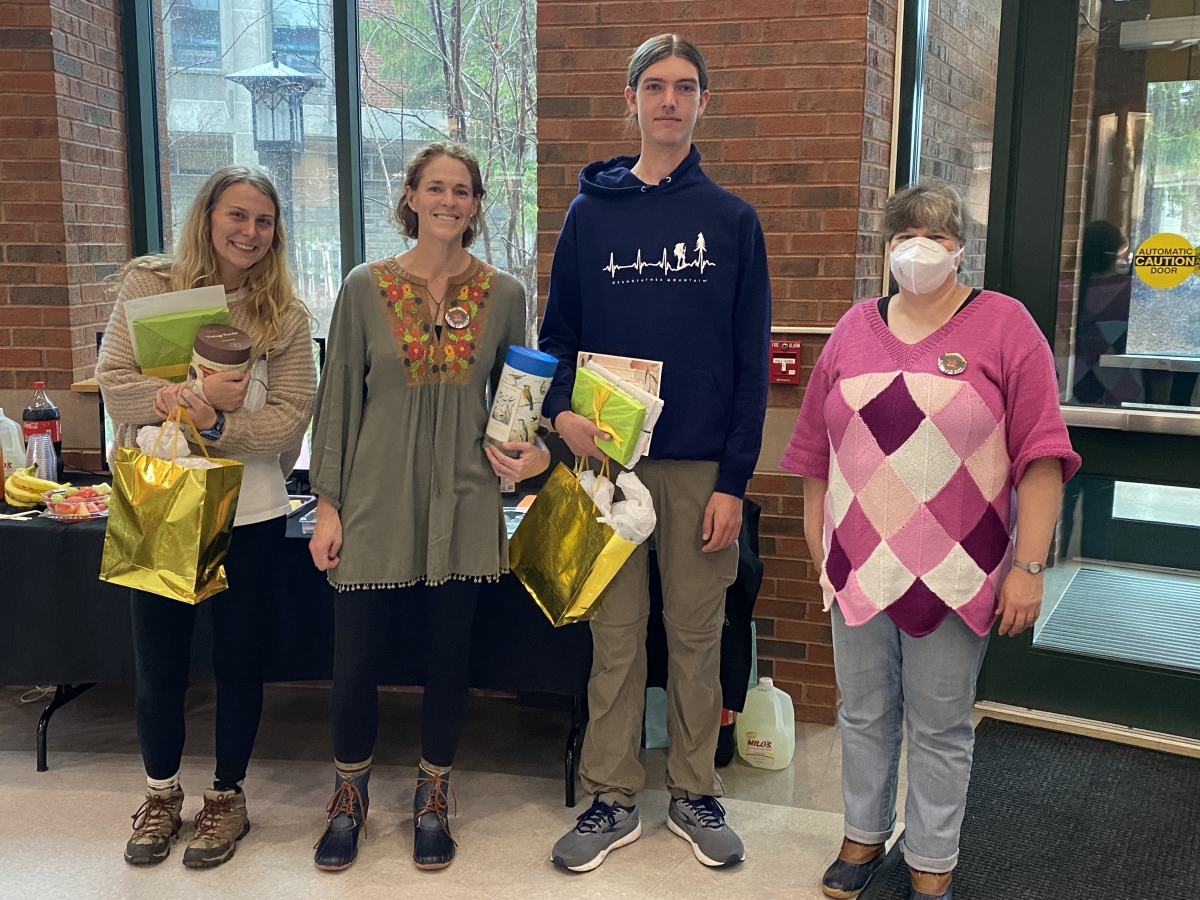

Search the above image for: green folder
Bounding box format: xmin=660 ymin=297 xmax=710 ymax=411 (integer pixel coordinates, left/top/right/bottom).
xmin=570 ymin=366 xmax=647 ymax=468
xmin=133 ymin=307 xmax=233 ymax=382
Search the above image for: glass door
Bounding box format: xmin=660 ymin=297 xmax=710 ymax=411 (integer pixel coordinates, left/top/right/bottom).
xmin=977 ymin=0 xmax=1200 ymax=737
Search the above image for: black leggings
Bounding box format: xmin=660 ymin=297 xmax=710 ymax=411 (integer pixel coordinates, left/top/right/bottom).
xmin=330 ymin=581 xmax=479 ymax=768
xmin=131 ymin=516 xmax=283 ymax=786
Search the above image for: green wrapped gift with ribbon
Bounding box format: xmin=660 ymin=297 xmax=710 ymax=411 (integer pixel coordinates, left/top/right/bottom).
xmin=133 ymin=307 xmax=234 ymax=382
xmin=570 ymin=366 xmax=647 ymax=468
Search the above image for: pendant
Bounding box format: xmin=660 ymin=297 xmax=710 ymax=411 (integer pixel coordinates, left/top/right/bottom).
xmin=444 ymin=306 xmax=471 ymax=330
xmin=938 ymin=352 xmax=968 ymax=376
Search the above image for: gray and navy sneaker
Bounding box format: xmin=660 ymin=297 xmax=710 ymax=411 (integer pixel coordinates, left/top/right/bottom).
xmin=551 ymin=797 xmax=641 ymax=872
xmin=667 ymin=796 xmax=745 ymax=867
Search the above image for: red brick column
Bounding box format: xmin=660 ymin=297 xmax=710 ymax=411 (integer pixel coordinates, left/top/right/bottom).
xmin=0 ymin=0 xmax=131 ymax=395
xmin=537 ymin=0 xmax=900 ymax=723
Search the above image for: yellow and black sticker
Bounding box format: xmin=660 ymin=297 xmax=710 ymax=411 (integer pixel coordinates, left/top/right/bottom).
xmin=1133 ymin=233 xmax=1196 ymax=289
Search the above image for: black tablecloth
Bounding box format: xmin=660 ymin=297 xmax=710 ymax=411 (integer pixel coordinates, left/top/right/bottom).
xmin=0 ymin=511 xmax=593 ymax=696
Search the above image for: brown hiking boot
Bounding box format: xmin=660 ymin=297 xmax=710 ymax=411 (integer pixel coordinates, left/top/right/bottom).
xmin=182 ymin=788 xmax=250 ymax=868
xmin=124 ymin=786 xmax=184 ymax=865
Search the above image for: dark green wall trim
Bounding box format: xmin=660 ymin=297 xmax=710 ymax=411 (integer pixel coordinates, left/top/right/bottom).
xmin=978 ymin=628 xmax=1200 ymax=739
xmin=332 ymin=0 xmax=365 ymax=279
xmin=1069 ymin=427 xmax=1200 ymax=488
xmin=984 ymin=0 xmax=1079 ymax=342
xmin=119 ymin=0 xmax=163 ymax=256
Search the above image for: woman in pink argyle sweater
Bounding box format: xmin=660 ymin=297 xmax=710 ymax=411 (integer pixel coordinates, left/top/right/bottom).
xmin=782 ymin=184 xmax=1080 ymax=900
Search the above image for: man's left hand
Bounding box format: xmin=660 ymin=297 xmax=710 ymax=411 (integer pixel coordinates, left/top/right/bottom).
xmin=702 ymin=491 xmax=742 ymax=553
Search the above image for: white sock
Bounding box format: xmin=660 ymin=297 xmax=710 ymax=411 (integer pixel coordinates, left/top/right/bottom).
xmin=147 ymin=771 xmax=181 ymax=792
xmin=419 ymin=758 xmax=452 ymax=777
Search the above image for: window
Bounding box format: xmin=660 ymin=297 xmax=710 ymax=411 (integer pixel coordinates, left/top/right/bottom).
xmin=167 ymin=0 xmax=221 ymax=70
xmin=273 ymin=0 xmax=322 ymax=73
xmin=132 ymin=0 xmax=538 ymax=339
xmin=1057 ymin=2 xmax=1200 ymax=410
xmin=912 ymin=0 xmax=1003 ymax=288
xmin=159 ymin=0 xmax=341 ymax=334
xmin=358 ymin=0 xmax=538 ymax=340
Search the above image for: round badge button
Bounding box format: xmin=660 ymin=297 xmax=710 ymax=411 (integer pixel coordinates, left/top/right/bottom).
xmin=444 ymin=306 xmax=471 ymax=330
xmin=938 ymin=352 xmax=967 ymax=376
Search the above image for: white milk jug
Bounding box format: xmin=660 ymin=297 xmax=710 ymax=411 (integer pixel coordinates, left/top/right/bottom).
xmin=0 ymin=408 xmax=25 ymax=485
xmin=737 ymin=677 xmax=796 ymax=770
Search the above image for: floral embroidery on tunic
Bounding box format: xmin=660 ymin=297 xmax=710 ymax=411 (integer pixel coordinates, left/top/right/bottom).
xmin=373 ymin=260 xmax=493 ymax=385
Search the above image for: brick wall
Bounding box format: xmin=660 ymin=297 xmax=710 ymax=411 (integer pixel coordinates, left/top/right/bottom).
xmin=537 ymin=0 xmax=900 ymax=723
xmin=0 ymin=0 xmax=130 ymax=393
xmin=916 ymin=0 xmax=1002 ymax=286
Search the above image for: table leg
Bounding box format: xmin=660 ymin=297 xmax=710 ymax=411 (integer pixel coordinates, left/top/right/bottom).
xmin=564 ymin=694 xmax=585 ymax=808
xmin=36 ymin=683 xmax=96 ymax=772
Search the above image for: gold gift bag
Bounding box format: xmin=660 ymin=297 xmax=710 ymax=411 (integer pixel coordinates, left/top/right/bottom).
xmin=99 ymin=407 xmax=244 ymax=603
xmin=509 ymin=461 xmax=637 ymax=627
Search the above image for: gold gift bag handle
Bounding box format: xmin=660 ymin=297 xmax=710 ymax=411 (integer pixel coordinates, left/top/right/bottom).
xmin=571 ymin=456 xmax=611 ymax=492
xmin=150 ymin=402 xmax=215 ymax=465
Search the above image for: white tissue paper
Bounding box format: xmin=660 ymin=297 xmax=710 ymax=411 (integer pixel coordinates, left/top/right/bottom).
xmin=584 ymin=360 xmax=664 ymax=468
xmin=576 ymin=468 xmax=615 ymax=517
xmin=599 ymin=472 xmax=657 ymax=544
xmin=134 ymin=423 xmax=220 ymax=469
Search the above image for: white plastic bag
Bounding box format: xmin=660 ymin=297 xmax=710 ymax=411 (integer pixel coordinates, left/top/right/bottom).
xmin=599 ymin=471 xmax=656 ymax=544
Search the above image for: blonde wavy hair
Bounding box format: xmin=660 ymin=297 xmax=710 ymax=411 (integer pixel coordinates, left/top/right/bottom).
xmin=116 ymin=166 xmax=310 ymax=355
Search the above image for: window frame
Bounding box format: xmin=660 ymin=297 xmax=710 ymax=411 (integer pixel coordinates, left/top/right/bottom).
xmin=121 ymin=0 xmax=366 ymax=278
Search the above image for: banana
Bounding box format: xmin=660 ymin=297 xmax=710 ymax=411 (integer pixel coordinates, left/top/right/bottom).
xmin=3 ymin=489 xmax=37 ymax=509
xmin=5 ymin=484 xmax=45 ymax=505
xmin=9 ymin=466 xmax=67 ymax=493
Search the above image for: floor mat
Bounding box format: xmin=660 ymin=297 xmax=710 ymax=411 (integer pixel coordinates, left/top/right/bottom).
xmin=1035 ymin=567 xmax=1200 ymax=672
xmin=860 ymin=718 xmax=1200 ymax=899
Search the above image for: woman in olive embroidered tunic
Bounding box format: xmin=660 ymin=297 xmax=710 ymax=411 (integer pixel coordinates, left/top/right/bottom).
xmin=309 ymin=144 xmax=550 ymax=873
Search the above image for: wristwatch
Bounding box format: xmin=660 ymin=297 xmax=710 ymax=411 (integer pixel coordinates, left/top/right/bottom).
xmin=198 ymin=410 xmax=226 ymax=442
xmin=1013 ymin=559 xmax=1047 ymax=575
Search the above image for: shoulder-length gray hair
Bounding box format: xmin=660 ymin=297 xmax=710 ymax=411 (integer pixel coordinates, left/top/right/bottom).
xmin=884 ymin=183 xmax=969 ymax=243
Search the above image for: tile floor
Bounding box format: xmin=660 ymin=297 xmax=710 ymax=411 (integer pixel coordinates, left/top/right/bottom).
xmin=0 ymin=684 xmax=904 ymax=900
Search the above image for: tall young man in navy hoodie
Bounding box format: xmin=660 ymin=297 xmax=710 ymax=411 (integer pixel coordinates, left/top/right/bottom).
xmin=540 ymin=35 xmax=771 ymax=872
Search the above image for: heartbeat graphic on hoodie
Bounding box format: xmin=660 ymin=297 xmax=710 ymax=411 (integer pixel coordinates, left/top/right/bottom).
xmin=602 ymin=233 xmax=716 ymax=282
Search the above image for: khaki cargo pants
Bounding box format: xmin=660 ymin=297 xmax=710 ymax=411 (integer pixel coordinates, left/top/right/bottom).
xmin=578 ymin=458 xmax=739 ymax=805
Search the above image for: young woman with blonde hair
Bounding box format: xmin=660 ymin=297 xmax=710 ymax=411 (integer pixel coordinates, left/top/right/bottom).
xmin=97 ymin=165 xmax=317 ymax=869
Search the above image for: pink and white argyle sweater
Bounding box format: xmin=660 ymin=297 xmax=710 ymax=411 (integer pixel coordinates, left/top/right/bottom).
xmin=781 ymin=291 xmax=1081 ymax=638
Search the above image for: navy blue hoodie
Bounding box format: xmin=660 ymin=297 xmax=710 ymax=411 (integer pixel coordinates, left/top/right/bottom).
xmin=539 ymin=147 xmax=771 ymax=498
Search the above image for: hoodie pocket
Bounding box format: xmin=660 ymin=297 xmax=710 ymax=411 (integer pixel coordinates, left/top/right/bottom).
xmin=656 ymin=367 xmax=729 ymax=457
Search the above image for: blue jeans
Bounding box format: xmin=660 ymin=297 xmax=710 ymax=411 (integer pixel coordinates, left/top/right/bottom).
xmin=832 ymin=603 xmax=989 ymax=873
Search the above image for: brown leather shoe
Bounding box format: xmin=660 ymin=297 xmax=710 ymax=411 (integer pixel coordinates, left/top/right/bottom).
xmin=909 ymin=866 xmax=953 ymax=898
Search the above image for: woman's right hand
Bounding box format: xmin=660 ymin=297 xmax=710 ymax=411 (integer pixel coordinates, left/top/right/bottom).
xmin=309 ymin=495 xmax=343 ymax=571
xmin=202 ymin=369 xmax=250 ymax=412
xmin=553 ymin=410 xmax=609 ymax=461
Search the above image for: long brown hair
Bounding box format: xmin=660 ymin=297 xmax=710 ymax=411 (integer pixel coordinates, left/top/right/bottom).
xmin=115 ymin=166 xmax=310 ymax=355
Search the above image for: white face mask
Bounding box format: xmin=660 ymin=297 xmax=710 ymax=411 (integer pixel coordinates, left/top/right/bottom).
xmin=890 ymin=237 xmax=964 ymax=295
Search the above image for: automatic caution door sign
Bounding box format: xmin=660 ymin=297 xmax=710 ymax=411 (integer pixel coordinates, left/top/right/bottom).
xmin=1134 ymin=233 xmax=1197 ymax=289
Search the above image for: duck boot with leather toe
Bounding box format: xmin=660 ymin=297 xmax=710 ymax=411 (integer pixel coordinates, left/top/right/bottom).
xmin=413 ymin=767 xmax=456 ymax=870
xmin=314 ymin=771 xmax=369 ymax=871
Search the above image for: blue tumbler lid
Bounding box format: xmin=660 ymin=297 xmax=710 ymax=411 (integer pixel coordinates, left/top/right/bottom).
xmin=505 ymin=345 xmax=558 ymax=378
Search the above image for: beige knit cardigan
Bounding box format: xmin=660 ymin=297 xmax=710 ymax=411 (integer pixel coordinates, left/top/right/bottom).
xmin=95 ymin=268 xmax=317 ymax=469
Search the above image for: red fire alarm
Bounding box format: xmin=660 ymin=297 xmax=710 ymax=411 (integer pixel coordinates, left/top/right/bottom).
xmin=769 ymin=340 xmax=801 ymax=384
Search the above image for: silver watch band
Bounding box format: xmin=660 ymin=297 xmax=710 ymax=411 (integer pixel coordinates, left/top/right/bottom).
xmin=1013 ymin=559 xmax=1046 ymax=574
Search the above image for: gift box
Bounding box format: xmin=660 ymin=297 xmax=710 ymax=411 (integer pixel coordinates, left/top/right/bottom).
xmin=133 ymin=306 xmax=234 ymax=382
xmin=570 ymin=366 xmax=647 ymax=468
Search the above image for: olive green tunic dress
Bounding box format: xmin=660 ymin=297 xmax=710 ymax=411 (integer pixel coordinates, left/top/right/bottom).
xmin=310 ymin=255 xmax=527 ymax=591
